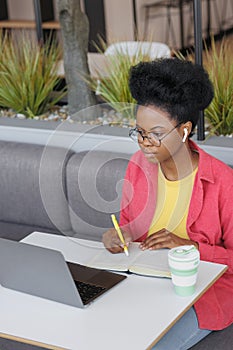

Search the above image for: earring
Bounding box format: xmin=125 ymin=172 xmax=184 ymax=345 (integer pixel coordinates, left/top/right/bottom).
xmin=182 ymin=128 xmax=188 ymax=143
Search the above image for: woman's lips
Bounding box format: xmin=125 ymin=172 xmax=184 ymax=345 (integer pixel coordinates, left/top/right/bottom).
xmin=142 ymin=151 xmax=157 ymax=159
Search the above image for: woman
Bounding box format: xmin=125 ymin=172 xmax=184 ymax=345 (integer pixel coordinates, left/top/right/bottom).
xmin=102 ymin=58 xmax=233 ymax=349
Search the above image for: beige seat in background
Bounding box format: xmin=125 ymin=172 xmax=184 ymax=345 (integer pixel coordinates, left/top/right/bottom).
xmin=104 ymin=41 xmax=171 ymax=59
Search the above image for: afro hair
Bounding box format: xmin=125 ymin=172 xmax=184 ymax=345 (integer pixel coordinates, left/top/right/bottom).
xmin=129 ymin=58 xmax=214 ymax=131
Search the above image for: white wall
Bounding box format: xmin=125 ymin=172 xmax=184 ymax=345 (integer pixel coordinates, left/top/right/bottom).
xmin=7 ymin=0 xmax=34 ymax=20
xmin=134 ymin=0 xmax=232 ymax=48
xmin=104 ymin=0 xmax=134 ymax=42
xmin=4 ymin=0 xmax=233 ymax=49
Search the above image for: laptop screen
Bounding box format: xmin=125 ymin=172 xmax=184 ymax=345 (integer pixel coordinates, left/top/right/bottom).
xmin=0 ymin=238 xmax=126 ymax=308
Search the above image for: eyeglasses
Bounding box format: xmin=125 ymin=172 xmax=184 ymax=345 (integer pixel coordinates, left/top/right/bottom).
xmin=129 ymin=122 xmax=181 ymax=147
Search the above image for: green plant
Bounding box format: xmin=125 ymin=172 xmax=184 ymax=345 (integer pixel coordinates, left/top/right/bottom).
xmin=85 ymin=39 xmax=154 ymax=121
xmin=204 ymin=38 xmax=233 ymax=136
xmin=0 ymin=31 xmax=66 ymax=118
xmin=175 ymin=38 xmax=233 ymax=136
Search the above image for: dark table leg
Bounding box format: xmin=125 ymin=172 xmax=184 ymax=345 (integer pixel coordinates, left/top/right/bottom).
xmin=33 ymin=0 xmax=43 ymax=44
xmin=206 ymin=0 xmax=211 ymax=39
xmin=132 ymin=0 xmax=138 ymax=40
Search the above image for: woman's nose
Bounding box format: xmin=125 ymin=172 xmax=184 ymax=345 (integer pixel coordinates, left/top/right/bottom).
xmin=142 ymin=135 xmax=152 ymax=146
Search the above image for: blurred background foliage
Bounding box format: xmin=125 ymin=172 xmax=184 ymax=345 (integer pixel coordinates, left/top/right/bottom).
xmin=0 ymin=30 xmax=66 ymax=118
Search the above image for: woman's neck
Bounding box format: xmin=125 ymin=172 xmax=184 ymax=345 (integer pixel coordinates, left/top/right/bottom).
xmin=160 ymin=146 xmax=199 ymax=181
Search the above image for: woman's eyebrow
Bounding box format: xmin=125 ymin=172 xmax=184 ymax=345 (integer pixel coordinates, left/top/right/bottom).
xmin=136 ymin=124 xmax=165 ymax=131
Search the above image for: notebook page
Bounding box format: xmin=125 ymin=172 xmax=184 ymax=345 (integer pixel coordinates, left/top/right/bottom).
xmin=86 ymin=242 xmax=143 ymax=271
xmin=129 ymin=248 xmax=171 ymax=278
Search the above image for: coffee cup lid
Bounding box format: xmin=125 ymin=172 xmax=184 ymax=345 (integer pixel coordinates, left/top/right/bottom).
xmin=168 ymin=245 xmax=200 ymax=261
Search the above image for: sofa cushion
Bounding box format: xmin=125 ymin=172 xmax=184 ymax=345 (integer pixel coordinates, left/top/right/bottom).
xmin=0 ymin=141 xmax=73 ymax=233
xmin=0 ymin=336 xmax=46 ymax=349
xmin=0 ymin=221 xmax=65 ymax=242
xmin=189 ymin=323 xmax=233 ymax=349
xmin=66 ymin=150 xmax=130 ymax=241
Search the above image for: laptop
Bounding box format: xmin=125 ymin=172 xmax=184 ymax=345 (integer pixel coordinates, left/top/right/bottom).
xmin=0 ymin=237 xmax=126 ymax=308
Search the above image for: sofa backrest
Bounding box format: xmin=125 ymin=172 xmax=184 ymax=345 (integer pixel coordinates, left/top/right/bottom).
xmin=66 ymin=150 xmax=130 ymax=241
xmin=0 ymin=141 xmax=73 ymax=234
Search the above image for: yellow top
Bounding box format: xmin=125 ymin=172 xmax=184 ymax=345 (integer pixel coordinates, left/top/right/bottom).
xmin=148 ymin=166 xmax=198 ymax=239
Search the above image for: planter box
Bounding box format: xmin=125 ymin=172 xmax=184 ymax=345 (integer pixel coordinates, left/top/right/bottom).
xmin=0 ymin=117 xmax=232 ymax=166
xmin=0 ymin=117 xmax=139 ymax=154
xmin=192 ymin=135 xmax=233 ymax=166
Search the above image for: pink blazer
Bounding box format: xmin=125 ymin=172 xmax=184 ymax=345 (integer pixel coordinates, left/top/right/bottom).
xmin=119 ymin=140 xmax=233 ymax=330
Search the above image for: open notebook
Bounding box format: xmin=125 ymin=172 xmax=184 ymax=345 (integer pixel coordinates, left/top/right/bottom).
xmin=22 ymin=233 xmax=171 ymax=279
xmin=86 ymin=242 xmax=171 ymax=278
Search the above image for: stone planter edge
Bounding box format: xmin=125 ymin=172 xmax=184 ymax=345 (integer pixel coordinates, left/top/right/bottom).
xmin=0 ymin=118 xmax=232 ymax=166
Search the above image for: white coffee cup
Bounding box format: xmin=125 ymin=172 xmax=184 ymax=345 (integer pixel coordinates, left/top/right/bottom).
xmin=168 ymin=245 xmax=200 ymax=296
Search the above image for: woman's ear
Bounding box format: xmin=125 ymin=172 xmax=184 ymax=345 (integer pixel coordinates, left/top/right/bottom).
xmin=181 ymin=121 xmax=192 ymax=142
xmin=182 ymin=128 xmax=188 ymax=143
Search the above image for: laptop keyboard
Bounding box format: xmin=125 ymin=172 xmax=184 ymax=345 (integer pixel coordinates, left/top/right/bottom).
xmin=74 ymin=280 xmax=107 ymax=305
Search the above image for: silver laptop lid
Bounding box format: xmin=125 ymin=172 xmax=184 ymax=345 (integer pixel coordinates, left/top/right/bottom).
xmin=0 ymin=238 xmax=84 ymax=308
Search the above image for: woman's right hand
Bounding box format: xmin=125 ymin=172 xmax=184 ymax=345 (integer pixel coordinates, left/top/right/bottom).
xmin=102 ymin=228 xmax=132 ymax=254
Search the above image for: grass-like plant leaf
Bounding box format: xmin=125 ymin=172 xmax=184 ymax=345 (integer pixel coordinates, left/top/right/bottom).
xmin=175 ymin=38 xmax=233 ymax=136
xmin=204 ymin=38 xmax=233 ymax=136
xmin=84 ymin=39 xmax=154 ymax=121
xmin=0 ymin=31 xmax=66 ymax=118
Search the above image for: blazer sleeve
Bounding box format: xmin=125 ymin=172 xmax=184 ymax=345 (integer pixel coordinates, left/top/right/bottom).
xmin=198 ymin=183 xmax=233 ymax=274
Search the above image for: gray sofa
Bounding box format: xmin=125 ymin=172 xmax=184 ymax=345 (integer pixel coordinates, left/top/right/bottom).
xmin=0 ymin=140 xmax=232 ymax=350
xmin=0 ymin=140 xmax=129 ymax=242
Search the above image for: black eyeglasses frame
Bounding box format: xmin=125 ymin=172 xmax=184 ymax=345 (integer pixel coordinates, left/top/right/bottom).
xmin=129 ymin=122 xmax=182 ymax=147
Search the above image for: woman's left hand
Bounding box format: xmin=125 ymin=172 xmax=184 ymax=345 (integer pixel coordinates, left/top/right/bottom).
xmin=139 ymin=228 xmax=199 ymax=250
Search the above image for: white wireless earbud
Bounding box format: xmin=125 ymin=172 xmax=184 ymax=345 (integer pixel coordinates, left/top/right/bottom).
xmin=182 ymin=128 xmax=188 ymax=143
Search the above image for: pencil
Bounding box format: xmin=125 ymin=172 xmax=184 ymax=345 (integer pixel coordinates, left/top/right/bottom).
xmin=111 ymin=214 xmax=129 ymax=256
